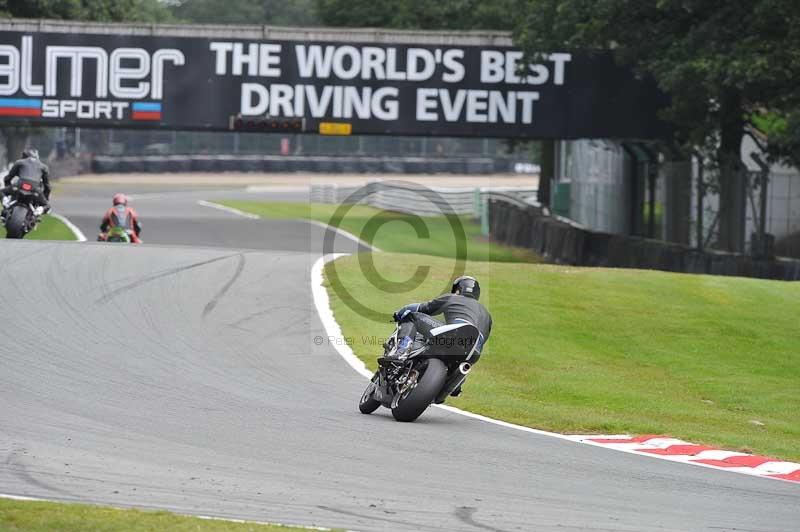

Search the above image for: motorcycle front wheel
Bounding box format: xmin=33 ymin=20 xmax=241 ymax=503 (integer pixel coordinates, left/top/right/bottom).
xmin=359 ymin=372 xmax=382 ymax=414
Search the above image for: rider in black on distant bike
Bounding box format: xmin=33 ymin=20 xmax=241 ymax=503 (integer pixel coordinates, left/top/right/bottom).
xmin=1 ymin=148 xmax=51 ymax=214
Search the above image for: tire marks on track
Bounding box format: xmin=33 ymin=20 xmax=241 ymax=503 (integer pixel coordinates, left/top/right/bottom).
xmin=454 ymin=507 xmax=513 ymax=532
xmin=203 ymin=253 xmax=246 ymax=318
xmin=94 ymin=253 xmax=242 ymax=304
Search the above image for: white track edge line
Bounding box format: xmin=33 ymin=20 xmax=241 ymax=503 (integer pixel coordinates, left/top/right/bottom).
xmin=196 ymin=200 xmax=260 ymax=219
xmin=49 ymin=212 xmax=87 ymax=242
xmin=302 ymin=218 xmax=379 ymax=252
xmin=0 ymin=493 xmax=346 ymax=531
xmin=310 ymin=253 xmax=800 ymax=487
xmin=312 ymin=253 xmax=373 ymax=379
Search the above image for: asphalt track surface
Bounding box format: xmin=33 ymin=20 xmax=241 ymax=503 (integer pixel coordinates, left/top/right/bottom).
xmin=1 ymin=184 xmax=798 ymax=531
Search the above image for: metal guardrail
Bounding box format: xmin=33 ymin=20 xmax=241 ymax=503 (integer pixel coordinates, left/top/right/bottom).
xmin=310 ymin=182 xmax=538 ymax=218
xmin=484 ymin=191 xmax=586 ymax=229
xmin=92 ymin=155 xmax=515 ymax=175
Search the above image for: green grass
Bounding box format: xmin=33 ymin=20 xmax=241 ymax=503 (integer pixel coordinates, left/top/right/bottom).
xmin=0 ymin=214 xmax=76 ymax=240
xmin=218 ymin=200 xmax=540 ymax=263
xmin=324 ymin=253 xmax=800 ymax=461
xmin=0 ymin=498 xmax=329 ymax=531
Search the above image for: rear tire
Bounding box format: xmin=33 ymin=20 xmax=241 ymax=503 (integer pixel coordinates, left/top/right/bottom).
xmin=359 ymin=373 xmax=381 ymax=414
xmin=391 ymin=358 xmax=447 ymax=422
xmin=5 ymin=206 xmax=28 ymax=239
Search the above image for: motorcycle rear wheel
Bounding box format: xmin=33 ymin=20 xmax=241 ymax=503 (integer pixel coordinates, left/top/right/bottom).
xmin=5 ymin=206 xmax=28 ymax=239
xmin=391 ymin=358 xmax=447 ymax=422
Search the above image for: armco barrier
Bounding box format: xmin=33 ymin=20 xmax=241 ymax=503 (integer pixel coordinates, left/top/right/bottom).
xmin=311 ymin=182 xmax=538 ymax=217
xmin=91 ymin=155 xmax=521 ymax=175
xmin=488 ymin=198 xmax=800 ymax=281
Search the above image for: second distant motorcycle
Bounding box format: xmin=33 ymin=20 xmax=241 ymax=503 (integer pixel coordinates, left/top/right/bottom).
xmin=97 ymin=193 xmax=142 ymax=244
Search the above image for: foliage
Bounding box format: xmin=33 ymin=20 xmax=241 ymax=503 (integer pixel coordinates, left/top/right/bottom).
xmin=0 ymin=0 xmax=173 ymax=22
xmin=751 ymin=111 xmax=800 ymax=167
xmin=514 ymin=0 xmax=800 ymax=167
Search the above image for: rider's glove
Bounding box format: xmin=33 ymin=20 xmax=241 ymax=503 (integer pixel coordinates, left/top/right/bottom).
xmin=393 ymin=303 xmax=419 ymax=322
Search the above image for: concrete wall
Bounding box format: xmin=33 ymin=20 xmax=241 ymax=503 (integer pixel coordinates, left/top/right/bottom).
xmin=0 ymin=18 xmax=512 ymax=45
xmin=489 ymin=198 xmax=800 ymax=280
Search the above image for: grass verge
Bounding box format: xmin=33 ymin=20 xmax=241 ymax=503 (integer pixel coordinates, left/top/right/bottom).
xmin=0 ymin=214 xmax=77 ymax=240
xmin=218 ymin=200 xmax=540 ymax=263
xmin=0 ymin=498 xmax=332 ymax=531
xmin=324 ymin=253 xmax=800 ymax=461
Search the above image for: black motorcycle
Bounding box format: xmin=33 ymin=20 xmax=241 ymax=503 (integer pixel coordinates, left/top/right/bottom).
xmin=359 ymin=321 xmax=477 ymax=422
xmin=2 ymin=177 xmax=45 ymax=239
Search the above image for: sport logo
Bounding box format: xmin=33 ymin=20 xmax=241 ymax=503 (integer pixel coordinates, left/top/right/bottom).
xmin=0 ymin=35 xmax=184 ymax=122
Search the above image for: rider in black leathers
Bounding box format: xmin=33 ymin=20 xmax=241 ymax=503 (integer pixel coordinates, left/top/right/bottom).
xmin=389 ymin=276 xmax=492 ymax=395
xmin=1 ymin=148 xmax=51 ymax=213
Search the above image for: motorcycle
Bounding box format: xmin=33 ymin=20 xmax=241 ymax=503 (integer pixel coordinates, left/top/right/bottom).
xmin=359 ymin=320 xmax=478 ymax=422
xmin=97 ymin=226 xmax=135 ymax=243
xmin=2 ymin=177 xmax=45 ymax=239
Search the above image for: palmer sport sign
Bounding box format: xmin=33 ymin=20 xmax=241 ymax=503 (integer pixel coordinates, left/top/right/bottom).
xmin=0 ymin=30 xmax=667 ymax=139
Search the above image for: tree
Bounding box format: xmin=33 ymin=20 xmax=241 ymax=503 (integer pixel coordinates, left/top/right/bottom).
xmin=514 ymin=0 xmax=800 ymax=251
xmin=1 ymin=0 xmax=172 ymax=22
xmin=753 ymin=111 xmax=800 ymax=169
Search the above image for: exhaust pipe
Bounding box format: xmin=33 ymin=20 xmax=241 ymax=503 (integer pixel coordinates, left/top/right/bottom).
xmin=434 ymin=362 xmax=471 ymax=404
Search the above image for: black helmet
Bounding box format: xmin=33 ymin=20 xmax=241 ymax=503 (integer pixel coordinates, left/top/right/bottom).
xmin=22 ymin=148 xmax=38 ymax=159
xmin=451 ymin=275 xmax=480 ymax=300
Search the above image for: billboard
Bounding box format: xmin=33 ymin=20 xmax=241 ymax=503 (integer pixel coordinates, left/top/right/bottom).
xmin=0 ymin=30 xmax=668 ymax=139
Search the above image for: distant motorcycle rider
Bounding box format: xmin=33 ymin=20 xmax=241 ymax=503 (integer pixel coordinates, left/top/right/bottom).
xmin=1 ymin=148 xmax=51 ymax=212
xmin=99 ymin=193 xmax=142 ymax=243
xmin=389 ymin=276 xmax=492 ymax=396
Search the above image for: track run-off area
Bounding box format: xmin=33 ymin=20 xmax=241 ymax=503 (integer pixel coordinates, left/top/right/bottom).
xmin=1 ymin=181 xmax=798 ymax=532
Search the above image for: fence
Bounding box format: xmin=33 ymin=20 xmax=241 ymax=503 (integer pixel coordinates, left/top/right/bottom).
xmin=562 ymin=140 xmax=632 ymax=234
xmin=90 ymin=154 xmax=528 ymax=175
xmin=488 ymin=197 xmax=800 ymax=281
